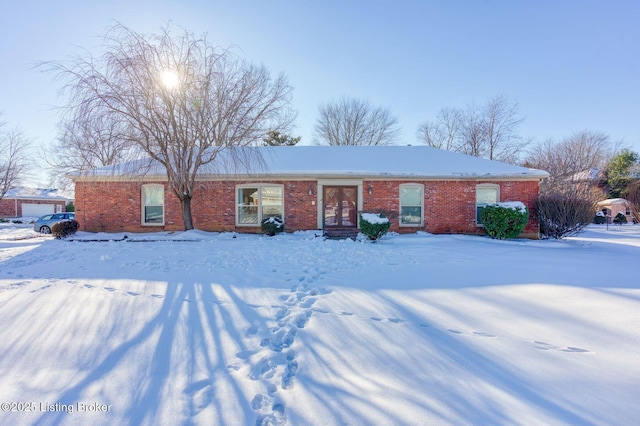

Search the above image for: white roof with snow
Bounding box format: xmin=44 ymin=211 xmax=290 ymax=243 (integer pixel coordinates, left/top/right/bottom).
xmin=74 ymin=146 xmax=549 ymax=180
xmin=4 ymin=187 xmax=74 ymax=201
xmin=597 ymin=198 xmax=629 ymax=206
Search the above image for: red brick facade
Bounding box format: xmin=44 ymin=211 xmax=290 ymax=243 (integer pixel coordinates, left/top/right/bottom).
xmin=75 ymin=178 xmax=541 ymax=237
xmin=0 ymin=198 xmax=67 ymax=218
xmin=363 ymin=179 xmax=540 ymax=236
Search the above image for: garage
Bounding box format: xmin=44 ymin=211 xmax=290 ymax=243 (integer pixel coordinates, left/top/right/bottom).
xmin=21 ymin=203 xmax=55 ymax=218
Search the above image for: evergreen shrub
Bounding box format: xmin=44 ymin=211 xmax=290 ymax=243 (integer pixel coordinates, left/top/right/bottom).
xmin=593 ymin=211 xmax=606 ymax=224
xmin=613 ymin=212 xmax=628 ymax=225
xmin=261 ymin=216 xmax=283 ymax=236
xmin=51 ymin=219 xmax=79 ymax=239
xmin=480 ymin=202 xmax=529 ymax=240
xmin=359 ymin=213 xmax=390 ymax=241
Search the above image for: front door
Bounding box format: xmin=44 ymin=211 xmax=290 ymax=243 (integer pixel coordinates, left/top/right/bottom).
xmin=323 ymin=186 xmax=358 ymax=228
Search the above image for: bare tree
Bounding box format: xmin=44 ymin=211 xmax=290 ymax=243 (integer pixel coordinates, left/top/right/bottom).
xmin=417 ymin=95 xmax=527 ymax=163
xmin=482 ymin=95 xmax=527 ymax=163
xmin=416 ymin=107 xmax=462 ymax=151
xmin=524 ymin=131 xmax=613 ymax=200
xmin=45 ymin=112 xmax=141 ymax=189
xmin=525 ymin=131 xmax=612 ymax=179
xmin=313 ymin=97 xmax=400 ymax=146
xmin=0 ymin=118 xmax=31 ymax=202
xmin=457 ymin=101 xmax=486 ymax=158
xmin=45 ymin=23 xmax=294 ymax=230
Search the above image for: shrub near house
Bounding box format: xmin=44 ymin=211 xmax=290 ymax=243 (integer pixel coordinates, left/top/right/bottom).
xmin=359 ymin=213 xmax=390 ymax=241
xmin=480 ymin=202 xmax=529 ymax=240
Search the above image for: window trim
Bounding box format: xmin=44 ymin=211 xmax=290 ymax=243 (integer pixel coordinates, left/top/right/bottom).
xmin=399 ymin=183 xmax=424 ymax=227
xmin=475 ymin=183 xmax=500 ymax=227
xmin=235 ymin=183 xmax=284 ymax=227
xmin=141 ymin=183 xmax=165 ymax=226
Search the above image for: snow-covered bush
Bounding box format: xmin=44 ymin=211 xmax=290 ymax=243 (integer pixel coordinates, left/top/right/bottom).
xmin=593 ymin=211 xmax=606 ymax=224
xmin=51 ymin=219 xmax=79 ymax=239
xmin=534 ymin=193 xmax=594 ymax=239
xmin=613 ymin=212 xmax=628 ymax=225
xmin=480 ymin=202 xmax=529 ymax=240
xmin=359 ymin=213 xmax=390 ymax=241
xmin=261 ymin=216 xmax=283 ymax=236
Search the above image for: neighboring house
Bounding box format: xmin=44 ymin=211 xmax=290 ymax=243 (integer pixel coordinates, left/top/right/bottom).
xmin=70 ymin=146 xmax=549 ymax=238
xmin=597 ymin=198 xmax=633 ymax=222
xmin=0 ymin=187 xmax=74 ymax=218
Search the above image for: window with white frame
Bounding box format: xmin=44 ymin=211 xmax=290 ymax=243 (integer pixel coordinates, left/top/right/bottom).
xmin=142 ymin=184 xmax=164 ymax=225
xmin=476 ymin=183 xmax=500 ymax=225
xmin=236 ymin=184 xmax=283 ymax=225
xmin=399 ymin=184 xmax=424 ymax=226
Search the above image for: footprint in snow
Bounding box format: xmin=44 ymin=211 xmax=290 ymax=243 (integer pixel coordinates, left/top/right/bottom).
xmin=294 ymin=311 xmax=312 ymax=329
xmin=473 ymin=331 xmax=497 ymax=338
xmin=29 ymin=284 xmax=51 ymax=293
xmin=299 ymin=297 xmax=316 ymax=309
xmin=281 ymin=350 xmax=298 ymax=389
xmin=182 ymin=379 xmax=213 ymax=415
xmin=532 ymin=341 xmax=589 ymax=353
xmin=250 ymin=357 xmax=277 ymax=380
xmin=562 ymin=347 xmax=590 ymax=353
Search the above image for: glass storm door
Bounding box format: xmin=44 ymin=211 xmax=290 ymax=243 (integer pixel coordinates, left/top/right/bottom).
xmin=323 ymin=186 xmax=358 ymax=228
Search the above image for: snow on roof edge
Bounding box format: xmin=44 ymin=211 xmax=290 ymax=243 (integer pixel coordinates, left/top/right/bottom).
xmin=70 ymin=146 xmax=550 ymax=180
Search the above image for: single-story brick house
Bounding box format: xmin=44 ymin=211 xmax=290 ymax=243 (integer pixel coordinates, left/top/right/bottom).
xmin=0 ymin=187 xmax=73 ymax=218
xmin=71 ymin=146 xmax=549 ymax=238
xmin=597 ymin=198 xmax=634 ymax=222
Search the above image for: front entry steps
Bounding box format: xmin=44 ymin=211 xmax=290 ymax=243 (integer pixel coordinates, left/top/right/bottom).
xmin=323 ymin=228 xmax=359 ymax=239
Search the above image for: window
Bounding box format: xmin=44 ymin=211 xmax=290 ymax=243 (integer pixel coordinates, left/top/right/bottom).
xmin=476 ymin=184 xmax=500 ymax=225
xmin=236 ymin=184 xmax=283 ymax=226
xmin=399 ymin=184 xmax=423 ymax=226
xmin=142 ymin=184 xmax=164 ymax=225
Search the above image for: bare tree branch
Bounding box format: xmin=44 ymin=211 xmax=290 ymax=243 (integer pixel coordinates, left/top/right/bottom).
xmin=417 ymin=95 xmax=528 ymax=163
xmin=43 ymin=23 xmax=295 ymax=230
xmin=313 ymin=97 xmax=400 ymax=146
xmin=0 ymin=118 xmax=32 ymax=202
xmin=416 ymin=107 xmax=462 ymax=151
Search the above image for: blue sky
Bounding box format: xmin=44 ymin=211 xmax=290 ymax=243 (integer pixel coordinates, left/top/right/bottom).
xmin=1 ymin=1 xmax=639 ymax=184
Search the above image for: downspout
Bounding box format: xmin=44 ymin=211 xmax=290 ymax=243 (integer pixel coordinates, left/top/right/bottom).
xmin=15 ymin=199 xmax=18 ymax=218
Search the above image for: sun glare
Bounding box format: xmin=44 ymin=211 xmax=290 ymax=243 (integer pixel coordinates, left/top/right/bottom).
xmin=159 ymin=70 xmax=179 ymax=90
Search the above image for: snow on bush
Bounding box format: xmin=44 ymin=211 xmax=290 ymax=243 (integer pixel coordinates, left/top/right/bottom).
xmin=613 ymin=212 xmax=628 ymax=225
xmin=359 ymin=213 xmax=390 ymax=241
xmin=594 ymin=211 xmax=606 ymax=224
xmin=480 ymin=202 xmax=529 ymax=240
xmin=261 ymin=216 xmax=283 ymax=236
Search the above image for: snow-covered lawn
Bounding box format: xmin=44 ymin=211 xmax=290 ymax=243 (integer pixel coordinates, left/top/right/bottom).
xmin=1 ymin=224 xmax=639 ymax=425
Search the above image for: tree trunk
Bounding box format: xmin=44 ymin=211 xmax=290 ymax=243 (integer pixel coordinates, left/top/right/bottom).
xmin=180 ymin=196 xmax=194 ymax=230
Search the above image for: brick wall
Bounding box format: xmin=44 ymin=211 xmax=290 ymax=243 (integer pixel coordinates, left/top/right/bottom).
xmin=362 ymin=180 xmax=540 ymax=237
xmin=75 ymin=180 xmax=318 ymax=233
xmin=75 ymin=178 xmax=540 ymax=237
xmin=0 ymin=198 xmax=67 ymax=218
